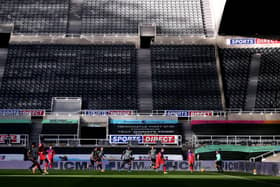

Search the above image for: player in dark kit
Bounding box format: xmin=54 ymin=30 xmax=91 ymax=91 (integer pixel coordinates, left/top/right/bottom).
xmin=89 ymin=147 xmax=98 ymax=169
xmin=120 ymin=146 xmax=133 ymax=171
xmin=148 ymin=146 xmax=157 ymax=169
xmin=38 ymin=144 xmax=49 ymax=174
xmin=96 ymin=147 xmax=105 ymax=172
xmin=27 ymin=143 xmax=44 ymax=174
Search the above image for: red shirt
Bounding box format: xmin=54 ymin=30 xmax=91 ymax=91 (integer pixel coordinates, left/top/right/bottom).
xmin=188 ymin=153 xmax=195 ymax=163
xmin=38 ymin=151 xmax=46 ymax=160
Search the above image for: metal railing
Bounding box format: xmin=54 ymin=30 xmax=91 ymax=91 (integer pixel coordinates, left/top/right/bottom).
xmin=249 ymin=150 xmax=280 ymax=162
xmin=39 ymin=134 xmax=78 ymax=145
xmin=192 ymin=135 xmax=280 ymax=147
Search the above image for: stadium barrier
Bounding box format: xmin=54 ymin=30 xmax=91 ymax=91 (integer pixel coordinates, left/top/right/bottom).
xmin=193 ymin=135 xmax=280 ymax=147
xmin=0 ymin=160 xmax=279 ymax=176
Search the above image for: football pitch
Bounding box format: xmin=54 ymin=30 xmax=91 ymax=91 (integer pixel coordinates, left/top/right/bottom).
xmin=0 ymin=170 xmax=279 ymax=187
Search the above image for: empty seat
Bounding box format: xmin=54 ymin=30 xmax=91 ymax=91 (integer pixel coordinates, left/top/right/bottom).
xmin=151 ymin=45 xmax=222 ymax=110
xmin=0 ymin=44 xmax=138 ymax=110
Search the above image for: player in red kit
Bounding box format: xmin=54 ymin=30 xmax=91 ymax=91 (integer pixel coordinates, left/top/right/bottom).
xmin=187 ymin=149 xmax=195 ymax=173
xmin=38 ymin=144 xmax=49 ymax=174
xmin=155 ymin=148 xmax=167 ymax=174
xmin=47 ymin=145 xmax=55 ymax=168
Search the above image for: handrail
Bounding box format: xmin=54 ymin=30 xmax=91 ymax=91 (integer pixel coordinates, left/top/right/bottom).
xmin=192 ymin=135 xmax=280 ymax=147
xmin=249 ymin=150 xmax=280 ymax=162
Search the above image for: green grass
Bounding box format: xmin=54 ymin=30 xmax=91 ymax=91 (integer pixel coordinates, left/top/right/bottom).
xmin=0 ymin=170 xmax=279 ymax=187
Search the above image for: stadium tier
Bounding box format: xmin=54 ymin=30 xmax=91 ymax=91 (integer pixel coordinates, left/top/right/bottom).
xmin=220 ymin=47 xmax=280 ymax=109
xmin=0 ymin=44 xmax=138 ymax=110
xmin=151 ymin=45 xmax=222 ymax=110
xmin=0 ymin=0 xmax=213 ymax=36
xmin=0 ymin=0 xmax=69 ymax=34
xmin=82 ymin=0 xmax=212 ymax=36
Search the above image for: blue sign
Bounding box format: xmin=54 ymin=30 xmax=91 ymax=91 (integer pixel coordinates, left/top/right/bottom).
xmin=164 ymin=110 xmax=189 ymax=117
xmin=84 ymin=110 xmax=108 ymax=116
xmin=0 ymin=109 xmax=21 ymax=115
xmin=109 ymin=135 xmax=143 ymax=144
xmin=229 ymin=39 xmax=256 ymax=45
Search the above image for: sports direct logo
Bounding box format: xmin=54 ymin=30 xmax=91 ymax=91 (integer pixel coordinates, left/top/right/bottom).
xmin=227 ymin=38 xmax=280 ymax=45
xmin=110 ymin=135 xmax=143 ymax=144
xmin=143 ymin=136 xmax=177 ymax=144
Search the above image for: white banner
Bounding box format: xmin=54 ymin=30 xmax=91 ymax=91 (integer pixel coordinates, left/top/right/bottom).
xmin=0 ymin=154 xmax=24 ymax=161
xmin=53 ymin=154 xmax=183 ymax=161
xmin=0 ymin=135 xmax=20 ymax=144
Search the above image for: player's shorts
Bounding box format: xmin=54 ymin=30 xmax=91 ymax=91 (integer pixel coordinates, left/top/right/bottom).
xmin=48 ymin=158 xmax=54 ymax=163
xmin=189 ymin=162 xmax=194 ymax=167
xmin=90 ymin=159 xmax=96 ymax=166
xmin=216 ymin=161 xmax=222 ymax=167
xmin=123 ymin=159 xmax=131 ymax=164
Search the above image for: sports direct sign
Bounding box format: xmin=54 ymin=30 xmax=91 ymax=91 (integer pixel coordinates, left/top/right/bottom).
xmin=143 ymin=135 xmax=176 ymax=144
xmin=0 ymin=109 xmax=45 ymax=116
xmin=83 ymin=110 xmax=134 ymax=116
xmin=189 ymin=111 xmax=213 ymax=117
xmin=109 ymin=135 xmax=179 ymax=144
xmin=227 ymin=38 xmax=280 ymax=45
xmin=109 ymin=135 xmax=143 ymax=144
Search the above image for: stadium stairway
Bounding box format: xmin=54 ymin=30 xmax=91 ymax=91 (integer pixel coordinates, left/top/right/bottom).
xmin=0 ymin=48 xmax=8 ymax=88
xmin=67 ymin=0 xmax=83 ymax=35
xmin=137 ymin=49 xmax=153 ymax=113
xmin=30 ymin=118 xmax=43 ymax=146
xmin=263 ymin=152 xmax=280 ymax=162
xmin=245 ymin=53 xmax=261 ymax=110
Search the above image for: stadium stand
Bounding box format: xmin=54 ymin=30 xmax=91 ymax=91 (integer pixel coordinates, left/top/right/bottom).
xmin=255 ymin=48 xmax=280 ymax=108
xmin=220 ymin=47 xmax=280 ymax=109
xmin=1 ymin=0 xmax=280 ymax=165
xmin=81 ymin=0 xmax=212 ymax=36
xmin=0 ymin=0 xmax=69 ymax=34
xmin=0 ymin=44 xmax=138 ymax=110
xmin=151 ymin=45 xmax=222 ymax=110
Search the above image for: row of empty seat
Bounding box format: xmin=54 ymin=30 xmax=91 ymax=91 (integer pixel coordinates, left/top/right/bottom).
xmin=220 ymin=47 xmax=280 ymax=109
xmin=82 ymin=0 xmax=207 ymax=35
xmin=2 ymin=44 xmax=280 ymax=110
xmin=0 ymin=0 xmax=211 ymax=36
xmin=0 ymin=44 xmax=138 ymax=110
xmin=0 ymin=0 xmax=69 ymax=34
xmin=151 ymin=45 xmax=222 ymax=110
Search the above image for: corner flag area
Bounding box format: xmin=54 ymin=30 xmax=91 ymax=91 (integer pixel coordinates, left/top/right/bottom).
xmin=0 ymin=170 xmax=279 ymax=187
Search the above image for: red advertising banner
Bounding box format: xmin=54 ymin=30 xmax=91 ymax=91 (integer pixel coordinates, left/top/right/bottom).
xmin=21 ymin=110 xmax=45 ymax=117
xmin=189 ymin=111 xmax=213 ymax=117
xmin=143 ymin=135 xmax=177 ymax=144
xmin=256 ymin=38 xmax=280 ymax=44
xmin=108 ymin=110 xmax=134 ymax=115
xmin=0 ymin=135 xmax=20 ymax=144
